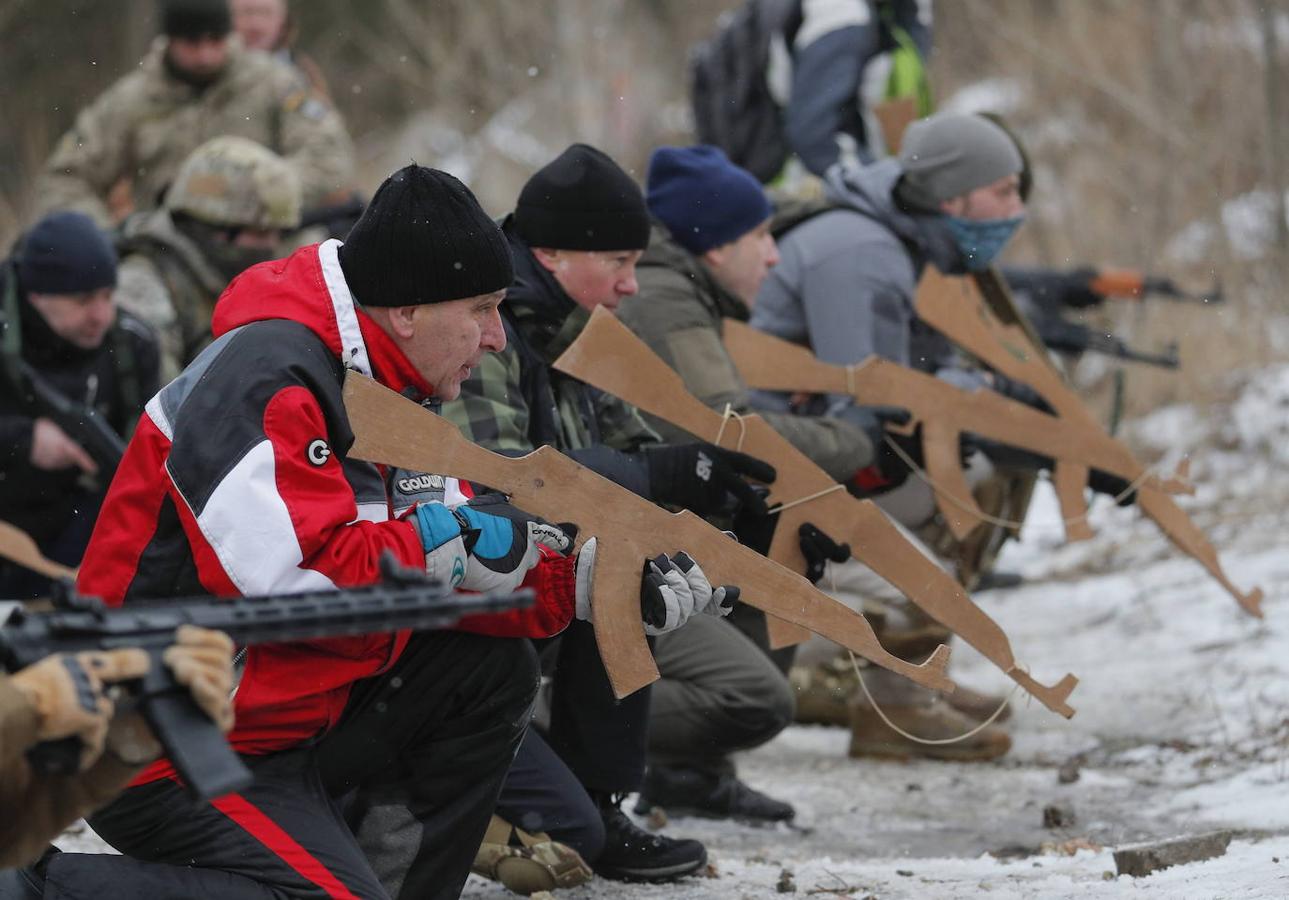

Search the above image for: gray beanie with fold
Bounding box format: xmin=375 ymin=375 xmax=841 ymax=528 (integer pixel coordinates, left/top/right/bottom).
xmin=896 ymin=113 xmax=1023 ymax=211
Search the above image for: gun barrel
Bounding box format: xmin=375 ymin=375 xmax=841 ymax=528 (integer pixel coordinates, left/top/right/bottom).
xmin=1 ymin=581 xmax=532 ymax=670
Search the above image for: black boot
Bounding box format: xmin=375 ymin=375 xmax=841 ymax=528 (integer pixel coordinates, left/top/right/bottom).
xmin=590 ymin=793 xmax=707 ymax=883
xmin=635 ymin=765 xmax=795 ymax=823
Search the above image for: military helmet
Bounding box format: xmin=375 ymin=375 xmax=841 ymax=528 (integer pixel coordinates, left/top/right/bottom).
xmin=166 ymin=136 xmax=301 ymax=231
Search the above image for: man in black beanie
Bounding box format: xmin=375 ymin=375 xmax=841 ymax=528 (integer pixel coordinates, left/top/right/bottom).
xmin=432 ymin=145 xmax=819 ymax=892
xmin=36 ymin=164 xmax=733 ymax=900
xmin=0 ymin=211 xmax=159 ymax=599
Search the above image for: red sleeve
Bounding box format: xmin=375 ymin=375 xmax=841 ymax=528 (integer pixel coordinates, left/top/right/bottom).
xmin=454 ymin=544 xmax=576 ymax=638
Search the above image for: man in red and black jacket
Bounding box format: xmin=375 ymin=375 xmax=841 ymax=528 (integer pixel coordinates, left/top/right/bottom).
xmin=36 ymin=166 xmax=728 ymax=900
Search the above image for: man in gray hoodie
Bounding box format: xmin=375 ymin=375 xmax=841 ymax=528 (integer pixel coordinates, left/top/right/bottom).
xmin=752 ymin=113 xmax=1028 ymax=762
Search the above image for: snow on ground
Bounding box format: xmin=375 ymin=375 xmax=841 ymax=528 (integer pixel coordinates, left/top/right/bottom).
xmin=56 ymin=368 xmax=1289 ymax=898
xmin=461 ymin=365 xmax=1289 ymax=898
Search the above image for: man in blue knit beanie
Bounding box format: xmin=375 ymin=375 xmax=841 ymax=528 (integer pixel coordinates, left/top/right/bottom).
xmin=617 ymin=146 xmax=879 ymax=823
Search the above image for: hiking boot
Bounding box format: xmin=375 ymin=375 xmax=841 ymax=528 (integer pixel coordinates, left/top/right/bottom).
xmin=848 ymin=695 xmax=1011 ymax=762
xmin=471 ymin=815 xmax=592 ymax=895
xmin=789 ymin=656 xmax=856 ymax=727
xmin=636 ymin=765 xmax=794 ymax=824
xmin=591 ymin=793 xmax=707 ymax=883
xmin=945 ymin=682 xmax=1012 ymax=723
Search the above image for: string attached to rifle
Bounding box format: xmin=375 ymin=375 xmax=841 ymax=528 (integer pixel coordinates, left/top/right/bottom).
xmin=881 ymin=434 xmax=1156 ymax=530
xmin=766 ymin=483 xmax=847 ymax=515
xmin=823 ymin=566 xmax=1018 ymax=746
xmin=715 ymin=403 xmax=750 ymax=452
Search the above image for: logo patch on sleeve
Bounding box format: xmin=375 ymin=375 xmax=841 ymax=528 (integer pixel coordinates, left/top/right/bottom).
xmin=306 ymin=439 xmax=332 ymax=466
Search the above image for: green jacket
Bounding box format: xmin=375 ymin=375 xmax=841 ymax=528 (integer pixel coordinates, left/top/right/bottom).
xmin=617 ymin=222 xmax=873 ymax=483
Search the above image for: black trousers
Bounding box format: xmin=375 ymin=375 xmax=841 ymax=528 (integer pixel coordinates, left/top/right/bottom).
xmin=43 ymin=631 xmax=538 ymax=900
xmin=541 ymin=619 xmax=651 ymax=794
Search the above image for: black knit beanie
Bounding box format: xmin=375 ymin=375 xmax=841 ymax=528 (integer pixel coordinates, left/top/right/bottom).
xmin=16 ymin=211 xmax=118 ymax=295
xmin=513 ymin=144 xmax=651 ymax=251
xmin=161 ymin=0 xmax=231 ymax=39
xmin=339 ymin=165 xmax=514 ymax=306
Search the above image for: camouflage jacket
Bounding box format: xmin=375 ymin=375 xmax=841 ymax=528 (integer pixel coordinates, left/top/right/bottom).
xmin=114 ymin=209 xmax=228 ymax=382
xmin=36 ymin=39 xmax=354 ymax=225
xmin=439 ymin=220 xmax=659 ymax=496
xmin=617 ymin=222 xmax=875 ymax=483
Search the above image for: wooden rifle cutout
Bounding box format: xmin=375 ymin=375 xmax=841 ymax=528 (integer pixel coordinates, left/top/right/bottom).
xmin=0 ymin=519 xmax=75 ymax=581
xmin=341 ymin=372 xmax=953 ymax=701
xmin=722 ymin=317 xmax=1192 ymax=540
xmin=552 ymin=308 xmax=1077 ymax=717
xmin=916 ymin=270 xmax=1261 ymax=617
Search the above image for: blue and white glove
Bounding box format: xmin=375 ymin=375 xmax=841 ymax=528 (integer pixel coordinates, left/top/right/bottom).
xmin=411 ymin=496 xmax=571 ymax=592
xmin=571 ymin=540 xmax=739 ymax=635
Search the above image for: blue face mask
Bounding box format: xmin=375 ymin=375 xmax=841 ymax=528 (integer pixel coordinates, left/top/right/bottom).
xmin=943 ymin=214 xmax=1025 ymax=271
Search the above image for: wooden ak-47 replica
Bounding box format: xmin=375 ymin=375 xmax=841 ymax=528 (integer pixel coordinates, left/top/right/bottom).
xmin=0 ymin=519 xmax=75 ymax=581
xmin=342 ymin=373 xmax=952 ymax=701
xmin=721 ymin=270 xmax=1264 ymax=619
xmin=551 ymin=308 xmax=1078 ymax=718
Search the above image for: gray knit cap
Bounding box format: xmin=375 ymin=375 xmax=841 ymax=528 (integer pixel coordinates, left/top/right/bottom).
xmin=896 ymin=113 xmax=1024 ymax=211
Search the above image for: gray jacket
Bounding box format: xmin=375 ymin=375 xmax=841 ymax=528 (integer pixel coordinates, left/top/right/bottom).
xmin=752 ymin=158 xmax=965 ymax=375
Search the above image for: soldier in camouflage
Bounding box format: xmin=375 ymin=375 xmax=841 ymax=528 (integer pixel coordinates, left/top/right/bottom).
xmin=34 ymin=0 xmax=352 ymax=228
xmin=114 ymin=135 xmax=301 ymax=381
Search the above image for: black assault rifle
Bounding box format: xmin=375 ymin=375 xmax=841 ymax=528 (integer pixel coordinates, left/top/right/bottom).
xmin=0 ymin=552 xmax=532 ymax=801
xmin=13 ymin=358 xmax=126 ymax=481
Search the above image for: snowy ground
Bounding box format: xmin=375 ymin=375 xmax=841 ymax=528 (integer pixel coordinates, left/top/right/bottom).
xmin=59 ymin=367 xmax=1289 ymax=898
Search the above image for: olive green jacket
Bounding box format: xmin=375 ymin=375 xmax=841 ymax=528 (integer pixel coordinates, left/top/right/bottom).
xmin=617 ymin=222 xmax=874 ymax=482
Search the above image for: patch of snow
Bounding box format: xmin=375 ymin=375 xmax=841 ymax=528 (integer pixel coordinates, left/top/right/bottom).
xmin=941 ymin=77 xmax=1026 ymax=116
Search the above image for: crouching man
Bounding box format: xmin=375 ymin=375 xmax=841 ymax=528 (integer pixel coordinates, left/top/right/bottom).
xmin=30 ymin=165 xmax=732 ymax=900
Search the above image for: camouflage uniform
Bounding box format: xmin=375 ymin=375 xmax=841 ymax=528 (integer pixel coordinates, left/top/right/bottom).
xmin=36 ymin=38 xmax=352 ymax=226
xmin=617 ymin=222 xmax=874 ymax=482
xmin=114 ymin=136 xmax=302 ymax=381
xmin=442 ymin=218 xmax=659 ymax=469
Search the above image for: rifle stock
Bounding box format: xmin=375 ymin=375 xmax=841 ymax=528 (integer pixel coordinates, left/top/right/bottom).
xmin=551 ymin=309 xmax=1077 ymax=718
xmin=341 ymin=372 xmax=955 ymax=701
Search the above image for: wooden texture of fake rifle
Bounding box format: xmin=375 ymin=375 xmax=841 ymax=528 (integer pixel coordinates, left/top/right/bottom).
xmin=723 ymin=271 xmax=1261 ymax=618
xmin=551 ymin=308 xmax=1077 ymax=717
xmin=342 ymin=372 xmax=953 ymax=701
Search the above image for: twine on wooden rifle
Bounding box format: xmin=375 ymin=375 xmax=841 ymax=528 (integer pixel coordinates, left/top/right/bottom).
xmin=714 ymin=403 xmax=750 ymax=452
xmin=822 ymin=566 xmax=1018 ymax=745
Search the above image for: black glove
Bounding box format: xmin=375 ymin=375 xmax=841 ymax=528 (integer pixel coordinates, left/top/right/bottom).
xmin=798 ymin=523 xmax=851 ymax=584
xmin=1087 ymin=468 xmax=1137 ymax=506
xmin=991 ymin=373 xmax=1054 ymax=414
xmin=643 ymin=443 xmax=776 ymax=516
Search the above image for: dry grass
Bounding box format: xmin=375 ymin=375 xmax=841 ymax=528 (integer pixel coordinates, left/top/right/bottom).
xmin=2 ymin=0 xmax=1284 ymax=412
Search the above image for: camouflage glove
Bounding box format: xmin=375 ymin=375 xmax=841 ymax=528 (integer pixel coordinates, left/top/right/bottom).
xmin=105 ymin=625 xmax=237 ymax=766
xmin=9 ymin=648 xmax=149 ymax=771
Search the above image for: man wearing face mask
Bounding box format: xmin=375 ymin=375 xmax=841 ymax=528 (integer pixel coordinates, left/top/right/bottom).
xmin=114 ymin=136 xmax=301 ymax=381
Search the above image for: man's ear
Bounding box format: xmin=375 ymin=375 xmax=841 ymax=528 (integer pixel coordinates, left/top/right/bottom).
xmin=939 ymin=196 xmax=966 ymax=216
xmin=701 ymin=244 xmax=727 ymax=269
xmin=531 ymin=247 xmax=562 ymax=274
xmin=380 ymin=304 xmax=419 ymax=340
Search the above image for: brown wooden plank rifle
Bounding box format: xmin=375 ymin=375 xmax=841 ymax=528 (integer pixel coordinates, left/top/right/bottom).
xmin=551 ymin=308 xmax=1077 ymax=718
xmin=721 ymin=271 xmax=1261 ymax=619
xmin=341 ymin=372 xmax=953 ymax=702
